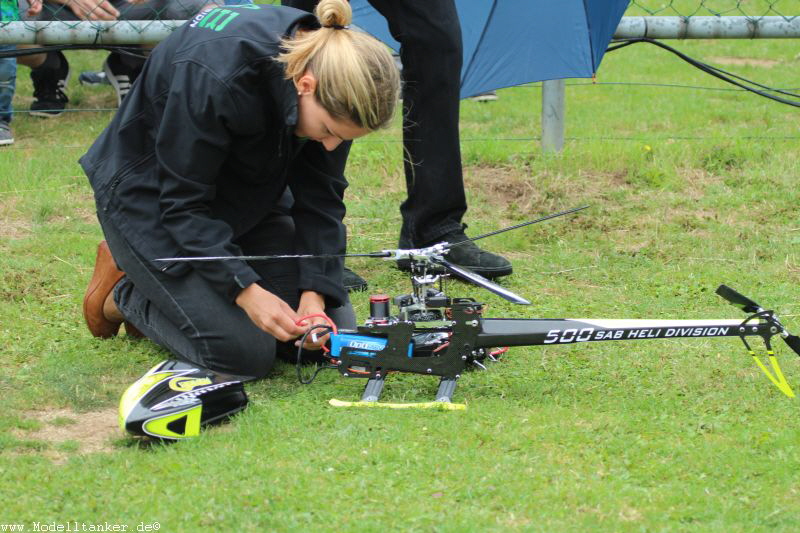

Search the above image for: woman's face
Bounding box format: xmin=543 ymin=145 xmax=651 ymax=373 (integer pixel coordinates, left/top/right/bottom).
xmin=294 ymin=73 xmax=369 ymax=151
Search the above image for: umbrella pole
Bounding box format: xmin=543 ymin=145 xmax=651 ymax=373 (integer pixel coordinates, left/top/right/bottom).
xmin=541 ymin=79 xmax=565 ymax=153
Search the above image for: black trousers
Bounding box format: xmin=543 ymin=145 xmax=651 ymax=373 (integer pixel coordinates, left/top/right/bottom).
xmin=100 ymin=211 xmax=356 ymax=381
xmin=283 ymin=0 xmax=467 ymax=246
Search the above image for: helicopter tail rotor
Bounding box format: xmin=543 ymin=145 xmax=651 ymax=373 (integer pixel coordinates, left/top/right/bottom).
xmin=716 ymin=284 xmax=763 ymax=314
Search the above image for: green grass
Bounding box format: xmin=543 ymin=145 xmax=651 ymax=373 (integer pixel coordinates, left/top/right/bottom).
xmin=1 ymin=34 xmax=800 ymax=532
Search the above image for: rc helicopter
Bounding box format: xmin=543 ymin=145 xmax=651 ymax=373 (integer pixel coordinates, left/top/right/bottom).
xmin=119 ymin=207 xmax=800 ymax=439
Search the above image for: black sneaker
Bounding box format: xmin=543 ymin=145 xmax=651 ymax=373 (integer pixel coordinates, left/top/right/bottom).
xmin=343 ymin=266 xmax=368 ymax=293
xmin=103 ymin=53 xmax=141 ymax=106
xmin=29 ymin=51 xmax=69 ymax=118
xmin=397 ymin=224 xmax=513 ymax=279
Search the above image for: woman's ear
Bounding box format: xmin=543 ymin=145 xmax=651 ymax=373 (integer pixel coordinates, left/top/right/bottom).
xmin=294 ymin=72 xmax=318 ymax=96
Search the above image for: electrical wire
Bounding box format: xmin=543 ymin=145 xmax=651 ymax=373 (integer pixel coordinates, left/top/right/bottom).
xmin=506 ymin=81 xmax=800 ymax=93
xmin=296 ymin=314 xmax=338 ymax=336
xmin=606 ymin=38 xmax=800 ymax=107
xmin=295 ymin=324 xmax=335 ymax=385
xmin=432 ymin=342 xmax=450 ymax=353
xmin=294 ymin=314 xmax=340 ymax=384
xmin=0 ymin=44 xmax=149 ymax=60
xmin=489 ymin=347 xmax=509 ymax=357
xmin=344 ymin=367 xmax=372 ymax=375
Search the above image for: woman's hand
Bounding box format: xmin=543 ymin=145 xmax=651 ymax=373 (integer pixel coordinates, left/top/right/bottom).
xmin=235 ymin=284 xmax=306 ymax=342
xmin=295 ymin=290 xmax=332 ymax=351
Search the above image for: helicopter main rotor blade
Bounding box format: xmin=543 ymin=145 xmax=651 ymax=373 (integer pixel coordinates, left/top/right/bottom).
xmin=156 ymin=206 xmax=589 ymax=264
xmin=449 ymin=205 xmax=590 ymax=249
xmin=155 ymin=251 xmax=392 ymax=262
xmin=432 ymin=257 xmax=531 ymax=305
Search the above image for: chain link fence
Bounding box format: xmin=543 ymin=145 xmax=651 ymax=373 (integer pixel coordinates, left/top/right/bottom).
xmin=627 ymin=0 xmax=798 ymax=19
xmin=617 ymin=1 xmax=800 ymax=39
xmin=0 ymin=0 xmax=279 ymax=44
xmin=1 ymin=1 xmax=800 ymax=44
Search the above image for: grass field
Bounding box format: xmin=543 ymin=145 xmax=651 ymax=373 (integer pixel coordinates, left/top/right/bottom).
xmin=1 ymin=29 xmax=800 ymax=532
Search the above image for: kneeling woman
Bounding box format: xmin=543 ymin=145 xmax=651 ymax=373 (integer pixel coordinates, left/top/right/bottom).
xmin=81 ymin=0 xmax=399 ymax=379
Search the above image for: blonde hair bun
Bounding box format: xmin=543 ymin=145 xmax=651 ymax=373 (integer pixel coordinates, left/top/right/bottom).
xmin=277 ymin=0 xmax=399 ymax=130
xmin=315 ymin=0 xmax=352 ymax=29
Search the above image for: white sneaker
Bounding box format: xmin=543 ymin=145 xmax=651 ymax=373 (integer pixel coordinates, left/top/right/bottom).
xmin=103 ymin=54 xmax=140 ymax=107
xmin=0 ymin=121 xmax=13 ymax=146
xmin=469 ymin=91 xmax=498 ymax=102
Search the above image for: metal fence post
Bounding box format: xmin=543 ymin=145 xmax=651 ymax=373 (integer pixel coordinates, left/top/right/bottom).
xmin=541 ymin=79 xmax=565 ymax=153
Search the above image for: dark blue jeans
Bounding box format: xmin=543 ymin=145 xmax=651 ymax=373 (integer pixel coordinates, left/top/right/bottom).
xmin=99 ymin=211 xmax=356 ymax=381
xmin=0 ymin=48 xmax=15 ymax=124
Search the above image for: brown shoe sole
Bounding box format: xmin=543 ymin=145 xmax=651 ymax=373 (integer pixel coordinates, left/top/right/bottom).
xmin=83 ymin=241 xmax=125 ymax=338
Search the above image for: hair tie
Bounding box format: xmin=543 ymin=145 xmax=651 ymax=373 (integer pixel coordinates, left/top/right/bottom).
xmin=327 ymin=24 xmax=348 ymax=30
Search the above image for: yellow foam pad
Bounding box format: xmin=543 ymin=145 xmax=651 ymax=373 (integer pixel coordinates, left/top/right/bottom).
xmin=328 ymin=398 xmax=466 ymax=410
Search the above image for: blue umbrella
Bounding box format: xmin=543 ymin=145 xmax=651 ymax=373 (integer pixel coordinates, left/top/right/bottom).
xmin=351 ymin=0 xmax=629 ymax=98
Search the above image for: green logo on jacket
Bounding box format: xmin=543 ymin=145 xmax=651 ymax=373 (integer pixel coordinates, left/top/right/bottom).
xmin=191 ymin=7 xmax=249 ymax=32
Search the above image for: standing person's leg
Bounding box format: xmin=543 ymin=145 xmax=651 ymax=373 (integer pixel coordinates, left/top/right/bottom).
xmin=22 ymin=47 xmax=69 ymax=117
xmin=367 ymin=1 xmax=509 ymax=278
xmin=21 ymin=1 xmax=79 ymax=117
xmin=365 ymin=0 xmax=466 ymax=246
xmin=13 ymin=0 xmax=63 ymax=116
xmin=0 ymin=49 xmax=15 ymax=145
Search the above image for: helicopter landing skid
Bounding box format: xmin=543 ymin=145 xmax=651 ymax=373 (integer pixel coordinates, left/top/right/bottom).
xmin=327 ymin=375 xmax=465 ymax=410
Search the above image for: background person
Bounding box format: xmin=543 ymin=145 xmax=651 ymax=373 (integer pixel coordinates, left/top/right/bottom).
xmin=0 ymin=0 xmax=41 ymax=142
xmin=79 ymin=0 xmax=245 ymax=88
xmin=283 ymin=0 xmax=512 ymax=289
xmin=16 ymin=0 xmax=154 ymax=116
xmin=0 ymin=43 xmax=15 ymax=144
xmin=17 ymin=0 xmax=223 ymax=116
xmin=81 ymin=0 xmax=399 ymax=379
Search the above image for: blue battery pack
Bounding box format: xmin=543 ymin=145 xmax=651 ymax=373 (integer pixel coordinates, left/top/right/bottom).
xmin=329 ymin=333 xmax=413 ymax=358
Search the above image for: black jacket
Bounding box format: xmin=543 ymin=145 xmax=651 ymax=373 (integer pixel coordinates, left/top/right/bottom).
xmin=80 ymin=5 xmax=349 ymax=306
